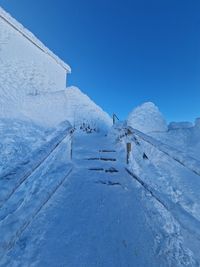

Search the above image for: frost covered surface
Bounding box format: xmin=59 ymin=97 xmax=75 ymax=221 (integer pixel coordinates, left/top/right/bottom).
xmin=0 ymin=7 xmax=70 ymax=72
xmin=2 ymin=132 xmax=196 ymax=267
xmin=0 ymin=119 xmax=72 ymax=206
xmin=0 ymin=6 xmax=69 ymax=122
xmin=127 ymin=102 xmax=168 ymax=133
xmin=168 ymin=121 xmax=193 ymax=130
xmin=121 ymin=128 xmax=200 ymax=264
xmin=0 ymin=119 xmax=49 ymax=175
xmin=19 ymin=86 xmax=112 ymax=129
xmin=0 ymin=118 xmax=72 ymax=260
xmin=0 ymin=130 xmax=72 ymax=261
xmin=64 ymin=86 xmax=112 ymax=131
xmin=151 ymin=120 xmax=200 ymax=161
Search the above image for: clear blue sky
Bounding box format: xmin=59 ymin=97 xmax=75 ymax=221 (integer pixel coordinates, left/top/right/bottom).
xmin=1 ymin=0 xmax=200 ymax=122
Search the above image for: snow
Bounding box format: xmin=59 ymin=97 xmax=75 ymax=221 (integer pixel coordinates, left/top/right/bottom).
xmin=0 ymin=7 xmax=70 ymax=72
xmin=0 ymin=120 xmax=72 ymax=206
xmin=0 ymin=120 xmax=73 ymax=260
xmin=151 ymin=121 xmax=200 ymax=161
xmin=168 ymin=121 xmax=193 ymax=130
xmin=0 ymin=119 xmax=48 ymax=175
xmin=117 ymin=126 xmax=200 ymax=264
xmin=127 ymin=102 xmax=168 ymax=133
xmin=195 ymin=117 xmax=200 ymax=128
xmin=64 ymin=86 xmax=112 ymax=131
xmin=2 ymin=132 xmax=196 ymax=267
xmin=1 ymin=5 xmax=200 ymax=266
xmin=0 ymin=6 xmax=69 ymax=122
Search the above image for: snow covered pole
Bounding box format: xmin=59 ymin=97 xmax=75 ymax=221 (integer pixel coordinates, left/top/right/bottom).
xmin=113 ymin=113 xmax=119 ymax=125
xmin=126 ymin=142 xmax=131 ymax=164
xmin=69 ymin=128 xmax=75 ymax=160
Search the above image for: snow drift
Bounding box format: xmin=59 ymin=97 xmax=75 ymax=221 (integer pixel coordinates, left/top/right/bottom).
xmin=127 ymin=102 xmax=168 ymax=133
xmin=64 ymin=86 xmax=112 ymax=131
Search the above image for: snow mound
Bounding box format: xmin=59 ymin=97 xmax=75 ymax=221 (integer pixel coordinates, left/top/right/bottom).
xmin=168 ymin=121 xmax=193 ymax=130
xmin=64 ymin=86 xmax=112 ymax=132
xmin=151 ymin=118 xmax=200 ymax=161
xmin=0 ymin=118 xmax=49 ymax=174
xmin=195 ymin=118 xmax=200 ymax=129
xmin=127 ymin=102 xmax=168 ymax=133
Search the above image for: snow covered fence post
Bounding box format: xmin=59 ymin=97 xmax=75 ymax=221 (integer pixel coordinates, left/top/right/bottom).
xmin=70 ymin=137 xmax=73 ymax=160
xmin=69 ymin=127 xmax=75 ymax=160
xmin=126 ymin=142 xmax=132 ymax=164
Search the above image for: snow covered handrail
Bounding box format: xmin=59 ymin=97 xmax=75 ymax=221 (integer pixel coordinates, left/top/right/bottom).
xmin=113 ymin=113 xmax=119 ymax=125
xmin=0 ymin=124 xmax=74 ymax=260
xmin=0 ymin=123 xmax=74 ymax=208
xmin=128 ymin=127 xmax=200 ymax=177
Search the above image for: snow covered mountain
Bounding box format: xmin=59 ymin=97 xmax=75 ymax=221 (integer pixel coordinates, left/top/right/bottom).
xmin=127 ymin=102 xmax=168 ymax=133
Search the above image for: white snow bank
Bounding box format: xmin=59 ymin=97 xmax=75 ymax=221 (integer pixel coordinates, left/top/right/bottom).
xmin=0 ymin=133 xmax=73 ymax=261
xmin=0 ymin=119 xmax=72 ymax=206
xmin=195 ymin=118 xmax=200 ymax=128
xmin=64 ymin=86 xmax=112 ymax=131
xmin=151 ymin=119 xmax=200 ymax=161
xmin=169 ymin=121 xmax=193 ymax=130
xmin=0 ymin=119 xmax=49 ymax=175
xmin=127 ymin=102 xmax=168 ymax=133
xmin=114 ymin=127 xmax=200 ymax=264
xmin=21 ymin=91 xmax=69 ymax=127
xmin=0 ymin=119 xmax=73 ymax=260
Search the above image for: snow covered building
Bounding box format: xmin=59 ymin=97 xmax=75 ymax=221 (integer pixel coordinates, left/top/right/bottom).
xmin=0 ymin=7 xmax=112 ymax=130
xmin=0 ymin=7 xmax=71 ymax=122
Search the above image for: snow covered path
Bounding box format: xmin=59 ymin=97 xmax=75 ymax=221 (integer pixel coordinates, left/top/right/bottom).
xmin=3 ymin=132 xmax=196 ymax=266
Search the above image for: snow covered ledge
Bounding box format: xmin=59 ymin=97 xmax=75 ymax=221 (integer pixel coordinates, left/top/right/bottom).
xmin=0 ymin=7 xmax=71 ymax=122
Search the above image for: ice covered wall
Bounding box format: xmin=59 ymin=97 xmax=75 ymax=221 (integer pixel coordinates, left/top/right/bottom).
xmin=0 ymin=7 xmax=70 ymax=119
xmin=127 ymin=102 xmax=168 ymax=133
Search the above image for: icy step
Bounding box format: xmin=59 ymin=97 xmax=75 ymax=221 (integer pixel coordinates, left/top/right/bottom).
xmin=87 ymin=157 xmax=117 ymax=162
xmin=88 ymin=168 xmax=104 ymax=171
xmin=88 ymin=167 xmax=119 ymax=173
xmin=99 ymin=150 xmax=116 ymax=153
xmin=105 ymin=167 xmax=118 ymax=173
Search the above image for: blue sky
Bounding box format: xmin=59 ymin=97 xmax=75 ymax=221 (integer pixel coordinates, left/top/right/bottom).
xmin=0 ymin=0 xmax=200 ymax=122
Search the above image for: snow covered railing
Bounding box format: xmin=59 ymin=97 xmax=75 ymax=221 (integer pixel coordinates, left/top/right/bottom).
xmin=126 ymin=168 xmax=200 ymax=242
xmin=127 ymin=127 xmax=200 ymax=177
xmin=0 ymin=121 xmax=74 ymax=207
xmin=0 ymin=122 xmax=74 ymax=260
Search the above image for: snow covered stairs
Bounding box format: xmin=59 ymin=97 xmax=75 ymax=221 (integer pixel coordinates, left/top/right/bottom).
xmin=87 ymin=149 xmax=119 ymax=173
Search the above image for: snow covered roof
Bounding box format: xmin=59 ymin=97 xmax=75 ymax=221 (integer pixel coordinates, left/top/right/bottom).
xmin=0 ymin=7 xmax=71 ymax=73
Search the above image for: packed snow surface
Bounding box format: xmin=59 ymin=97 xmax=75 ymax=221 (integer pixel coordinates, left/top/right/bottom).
xmin=127 ymin=102 xmax=168 ymax=133
xmin=2 ymin=131 xmax=197 ymax=267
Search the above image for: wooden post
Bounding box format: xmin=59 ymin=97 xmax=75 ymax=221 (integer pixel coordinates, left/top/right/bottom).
xmin=70 ymin=137 xmax=73 ymax=160
xmin=126 ymin=142 xmax=131 ymax=164
xmin=113 ymin=114 xmax=115 ymax=125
